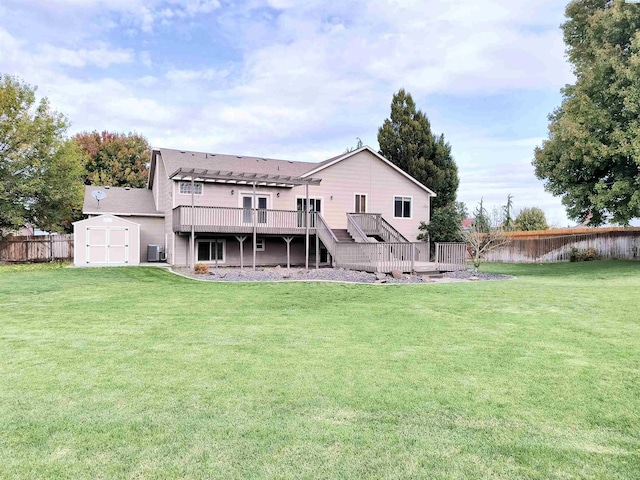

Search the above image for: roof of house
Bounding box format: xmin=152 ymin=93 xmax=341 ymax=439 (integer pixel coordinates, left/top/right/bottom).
xmin=83 ymin=186 xmax=162 ymax=216
xmin=149 ymin=146 xmax=436 ymax=196
xmin=158 ymin=148 xmax=316 ymax=178
xmin=301 ymin=146 xmax=436 ymax=196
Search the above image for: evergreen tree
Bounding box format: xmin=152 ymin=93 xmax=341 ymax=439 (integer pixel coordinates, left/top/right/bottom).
xmin=378 ymin=89 xmax=460 ymax=240
xmin=378 ymin=89 xmax=459 ymax=208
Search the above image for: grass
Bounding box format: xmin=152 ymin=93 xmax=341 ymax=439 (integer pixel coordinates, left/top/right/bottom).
xmin=0 ymin=261 xmax=639 ymax=479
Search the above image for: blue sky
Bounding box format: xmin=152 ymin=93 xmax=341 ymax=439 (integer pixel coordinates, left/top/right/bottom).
xmin=0 ymin=0 xmax=578 ymax=225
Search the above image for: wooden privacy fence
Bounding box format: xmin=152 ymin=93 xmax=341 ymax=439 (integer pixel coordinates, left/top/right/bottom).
xmin=0 ymin=234 xmax=74 ymax=262
xmin=484 ymin=230 xmax=640 ymax=263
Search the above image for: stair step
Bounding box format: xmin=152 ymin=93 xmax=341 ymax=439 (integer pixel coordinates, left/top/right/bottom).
xmin=331 ymin=229 xmax=355 ymax=242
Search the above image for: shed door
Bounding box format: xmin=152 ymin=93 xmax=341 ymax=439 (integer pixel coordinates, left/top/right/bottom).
xmin=86 ymin=227 xmax=130 ymax=264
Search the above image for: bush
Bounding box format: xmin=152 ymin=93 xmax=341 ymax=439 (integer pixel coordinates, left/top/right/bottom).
xmin=194 ymin=263 xmax=209 ymax=274
xmin=569 ymin=247 xmax=599 ymax=262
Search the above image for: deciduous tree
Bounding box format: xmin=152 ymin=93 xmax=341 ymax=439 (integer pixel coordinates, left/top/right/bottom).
xmin=0 ymin=74 xmax=83 ymax=237
xmin=533 ymin=0 xmax=640 ymax=225
xmin=515 ymin=207 xmax=549 ymax=231
xmin=74 ymin=131 xmax=151 ymax=188
xmin=463 ymin=200 xmax=510 ymax=272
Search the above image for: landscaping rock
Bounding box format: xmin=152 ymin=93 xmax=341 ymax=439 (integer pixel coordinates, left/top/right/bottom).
xmin=375 ymin=272 xmax=387 ymax=280
xmin=391 ymin=269 xmax=403 ymax=279
xmin=172 ymin=266 xmax=512 ymax=284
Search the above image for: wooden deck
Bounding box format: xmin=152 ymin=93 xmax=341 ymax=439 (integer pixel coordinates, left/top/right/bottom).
xmin=173 ymin=206 xmax=317 ymax=235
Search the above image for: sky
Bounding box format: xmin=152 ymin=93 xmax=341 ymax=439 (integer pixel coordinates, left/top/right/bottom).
xmin=0 ymin=0 xmax=579 ymax=226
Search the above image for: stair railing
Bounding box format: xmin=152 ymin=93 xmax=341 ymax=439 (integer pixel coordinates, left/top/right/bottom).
xmin=346 ymin=215 xmax=372 ymax=244
xmin=315 ymin=213 xmax=339 ymax=266
xmin=379 ymin=216 xmax=410 ymax=243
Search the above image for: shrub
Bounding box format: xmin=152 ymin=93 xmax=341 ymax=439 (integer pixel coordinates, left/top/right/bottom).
xmin=194 ymin=263 xmax=209 ymax=274
xmin=569 ymin=247 xmax=599 ymax=262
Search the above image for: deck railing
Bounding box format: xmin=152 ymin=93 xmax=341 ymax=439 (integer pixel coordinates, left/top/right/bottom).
xmin=348 ymin=213 xmax=380 ymax=235
xmin=347 ymin=214 xmax=372 ymax=243
xmin=173 ymin=206 xmax=316 ymax=234
xmin=348 ymin=213 xmax=410 ymax=243
xmin=334 ymin=241 xmax=430 ymax=273
xmin=379 ymin=216 xmax=410 ymax=243
xmin=435 ymin=242 xmax=467 ymax=271
xmin=315 ymin=213 xmax=339 ymax=266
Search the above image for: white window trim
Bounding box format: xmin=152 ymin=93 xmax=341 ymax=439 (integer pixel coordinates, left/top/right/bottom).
xmin=196 ymin=239 xmax=226 ymax=264
xmin=255 ymin=238 xmax=265 ymax=251
xmin=354 ymin=193 xmax=368 ymax=214
xmin=178 ymin=181 xmax=204 ymax=196
xmin=295 ymin=195 xmax=324 ymax=214
xmin=393 ymin=195 xmax=413 ymax=219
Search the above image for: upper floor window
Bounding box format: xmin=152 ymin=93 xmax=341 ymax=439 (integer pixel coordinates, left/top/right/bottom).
xmin=179 ymin=181 xmax=203 ymax=195
xmin=394 ymin=196 xmax=412 ymax=218
xmin=354 ymin=194 xmax=367 ymax=213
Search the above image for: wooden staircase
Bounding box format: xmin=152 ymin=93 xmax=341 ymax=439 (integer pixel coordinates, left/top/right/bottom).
xmin=331 ymin=229 xmax=356 ymax=243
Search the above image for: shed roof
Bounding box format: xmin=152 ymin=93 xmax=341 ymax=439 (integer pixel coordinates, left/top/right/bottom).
xmin=83 ymin=186 xmax=162 ymax=216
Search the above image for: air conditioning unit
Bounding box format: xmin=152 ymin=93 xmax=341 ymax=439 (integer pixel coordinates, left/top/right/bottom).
xmin=147 ymin=244 xmax=164 ymax=262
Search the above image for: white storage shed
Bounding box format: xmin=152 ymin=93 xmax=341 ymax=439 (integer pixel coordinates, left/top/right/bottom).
xmin=73 ymin=215 xmax=140 ymax=266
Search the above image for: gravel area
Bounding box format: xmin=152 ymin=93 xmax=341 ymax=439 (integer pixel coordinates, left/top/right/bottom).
xmin=171 ymin=266 xmax=513 ymax=284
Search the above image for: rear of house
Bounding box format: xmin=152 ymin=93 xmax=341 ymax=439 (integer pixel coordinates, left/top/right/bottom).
xmin=77 ymin=145 xmax=445 ymax=272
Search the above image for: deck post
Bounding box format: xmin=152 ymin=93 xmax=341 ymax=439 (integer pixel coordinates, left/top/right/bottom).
xmin=190 ymin=177 xmax=195 ymax=270
xmin=305 ymin=184 xmax=310 ymax=270
xmin=411 ymin=243 xmax=415 ymax=272
xmin=252 ymin=182 xmax=257 ymax=271
xmin=315 ymin=233 xmax=319 ymax=269
xmin=283 ymin=236 xmax=293 ymax=269
xmin=236 ymin=236 xmax=247 ymax=269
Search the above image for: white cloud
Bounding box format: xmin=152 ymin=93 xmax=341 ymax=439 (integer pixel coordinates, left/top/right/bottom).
xmin=0 ymin=1 xmax=583 ymax=225
xmin=165 ymin=68 xmax=229 ymax=83
xmin=37 ymin=45 xmax=134 ymax=68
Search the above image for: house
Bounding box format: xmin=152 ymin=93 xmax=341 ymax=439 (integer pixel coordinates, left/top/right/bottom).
xmin=75 ymin=145 xmax=449 ymax=272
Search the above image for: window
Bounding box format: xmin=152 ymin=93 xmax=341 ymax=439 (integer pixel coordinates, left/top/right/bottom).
xmin=179 ymin=181 xmax=203 ymax=195
xmin=296 ymin=198 xmax=322 ymax=227
xmin=394 ymin=196 xmax=412 ymax=218
xmin=354 ymin=194 xmax=367 ymax=213
xmin=197 ymin=239 xmax=225 ymax=263
xmin=255 ymin=238 xmax=265 ymax=251
xmin=242 ymin=195 xmax=269 ymax=224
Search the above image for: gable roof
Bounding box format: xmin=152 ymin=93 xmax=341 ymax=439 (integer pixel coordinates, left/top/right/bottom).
xmin=300 ymin=146 xmax=436 ymax=196
xmin=73 ymin=213 xmax=143 ymax=226
xmin=82 ymin=186 xmax=163 ymax=216
xmin=153 ymin=148 xmax=316 ymax=183
xmin=149 ymin=146 xmax=437 ymax=197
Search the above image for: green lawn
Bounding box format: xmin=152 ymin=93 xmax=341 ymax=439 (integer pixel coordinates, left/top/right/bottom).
xmin=0 ymin=261 xmax=639 ymax=479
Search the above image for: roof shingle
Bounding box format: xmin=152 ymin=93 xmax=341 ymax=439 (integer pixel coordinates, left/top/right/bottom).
xmin=83 ymin=186 xmax=161 ymax=216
